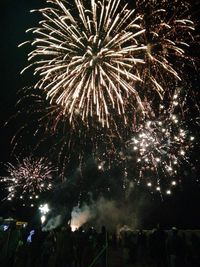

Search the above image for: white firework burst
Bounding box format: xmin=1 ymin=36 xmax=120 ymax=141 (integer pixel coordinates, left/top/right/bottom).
xmin=1 ymin=157 xmax=56 ymax=201
xmin=126 ymin=113 xmax=195 ymax=194
xmin=20 ymin=0 xmax=146 ymax=127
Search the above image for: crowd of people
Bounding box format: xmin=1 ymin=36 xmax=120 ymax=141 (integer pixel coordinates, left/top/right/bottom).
xmin=0 ymin=223 xmax=106 ymax=267
xmin=119 ymin=226 xmax=200 ymax=267
xmin=0 ymin=222 xmax=200 ymax=267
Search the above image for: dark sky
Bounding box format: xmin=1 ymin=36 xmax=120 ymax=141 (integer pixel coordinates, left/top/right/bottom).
xmin=0 ymin=0 xmax=45 ymax=162
xmin=0 ymin=0 xmax=200 ymax=228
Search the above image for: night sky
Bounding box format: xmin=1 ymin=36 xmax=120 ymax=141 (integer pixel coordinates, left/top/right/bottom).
xmin=0 ymin=0 xmax=200 ymax=229
xmin=0 ymin=0 xmax=45 ymax=162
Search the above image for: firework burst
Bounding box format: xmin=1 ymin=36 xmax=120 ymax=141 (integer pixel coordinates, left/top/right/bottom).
xmin=20 ymin=0 xmax=146 ymax=127
xmin=126 ymin=109 xmax=196 ymax=195
xmin=0 ymin=157 xmax=56 ymax=202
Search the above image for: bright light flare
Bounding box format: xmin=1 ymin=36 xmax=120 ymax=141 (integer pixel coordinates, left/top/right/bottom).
xmin=41 ymin=215 xmax=46 ymax=224
xmin=39 ymin=203 xmax=50 ymax=215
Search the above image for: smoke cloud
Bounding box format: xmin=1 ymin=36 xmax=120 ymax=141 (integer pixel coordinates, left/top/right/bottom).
xmin=42 ymin=215 xmax=62 ymax=231
xmin=71 ymin=204 xmax=95 ymax=231
xmin=70 ymin=196 xmax=140 ymax=232
xmin=43 ymin=190 xmax=151 ymax=232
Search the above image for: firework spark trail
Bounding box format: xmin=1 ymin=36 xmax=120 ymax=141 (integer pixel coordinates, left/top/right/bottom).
xmin=0 ymin=157 xmax=56 ymax=202
xmin=20 ymin=0 xmax=146 ymax=127
xmin=136 ymin=0 xmax=196 ymax=99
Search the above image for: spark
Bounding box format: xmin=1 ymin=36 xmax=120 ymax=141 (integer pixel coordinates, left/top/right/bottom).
xmin=166 ymin=190 xmax=171 ymax=195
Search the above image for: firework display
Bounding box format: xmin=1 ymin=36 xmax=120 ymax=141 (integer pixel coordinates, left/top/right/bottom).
xmin=1 ymin=0 xmax=199 ymax=203
xmin=20 ymin=0 xmax=198 ymax=126
xmin=0 ymin=157 xmax=56 ymax=202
